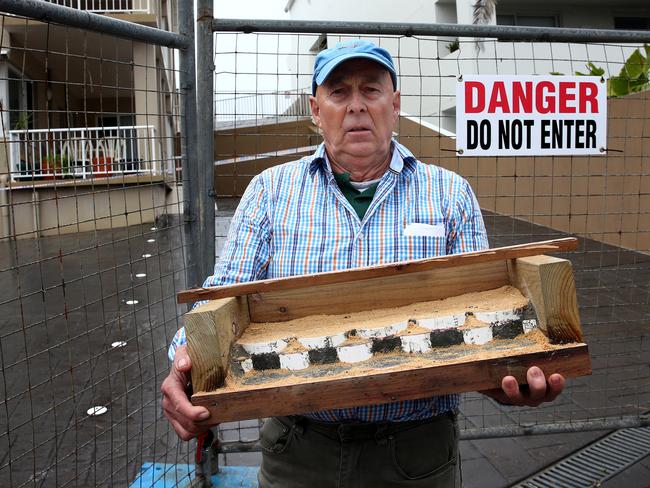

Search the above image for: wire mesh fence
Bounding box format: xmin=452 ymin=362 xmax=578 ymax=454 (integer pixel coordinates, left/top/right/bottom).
xmin=1 ymin=1 xmax=650 ymax=486
xmin=212 ymin=28 xmax=650 ymax=446
xmin=0 ymin=4 xmax=196 ymax=487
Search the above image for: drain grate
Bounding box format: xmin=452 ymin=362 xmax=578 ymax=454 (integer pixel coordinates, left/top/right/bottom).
xmin=514 ymin=426 xmax=650 ymax=487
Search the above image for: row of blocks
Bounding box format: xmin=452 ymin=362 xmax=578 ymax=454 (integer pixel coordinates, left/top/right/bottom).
xmin=232 ymin=305 xmax=537 ymax=375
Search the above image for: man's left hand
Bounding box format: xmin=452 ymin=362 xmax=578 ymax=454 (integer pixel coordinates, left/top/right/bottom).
xmin=481 ymin=366 xmax=565 ymax=407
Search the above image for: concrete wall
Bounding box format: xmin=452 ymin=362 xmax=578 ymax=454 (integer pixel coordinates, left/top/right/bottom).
xmin=214 ymin=118 xmax=319 ymax=197
xmin=215 ymin=118 xmax=319 ymax=158
xmin=1 ymin=179 xmax=171 ymax=239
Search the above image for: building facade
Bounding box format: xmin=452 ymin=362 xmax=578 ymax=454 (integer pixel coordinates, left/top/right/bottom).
xmin=283 ymin=0 xmax=649 ymax=131
xmin=0 ymin=0 xmax=181 ymax=238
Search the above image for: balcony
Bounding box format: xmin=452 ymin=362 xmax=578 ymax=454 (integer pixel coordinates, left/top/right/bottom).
xmin=8 ymin=125 xmax=161 ymax=182
xmin=43 ymin=0 xmax=151 ymax=14
xmin=215 ymin=89 xmax=312 ymax=124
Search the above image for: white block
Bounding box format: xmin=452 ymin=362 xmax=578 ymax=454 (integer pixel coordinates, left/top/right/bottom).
xmin=240 ymin=358 xmax=253 ymax=373
xmin=463 ymin=327 xmax=493 ymax=345
xmin=474 ymin=309 xmax=520 ymax=324
xmin=240 ymin=338 xmax=288 ymax=355
xmin=337 ymin=343 xmax=373 ymax=363
xmin=357 ymin=321 xmax=408 ymax=339
xmin=523 ymin=319 xmax=538 ymax=334
xmin=418 ymin=314 xmax=466 ymax=331
xmin=298 ymin=332 xmax=346 ymax=350
xmin=400 ymin=333 xmax=432 ymax=353
xmin=279 ymin=352 xmax=310 ymax=370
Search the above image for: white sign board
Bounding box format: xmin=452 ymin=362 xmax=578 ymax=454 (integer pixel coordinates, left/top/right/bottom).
xmin=456 ymin=75 xmax=607 ymax=156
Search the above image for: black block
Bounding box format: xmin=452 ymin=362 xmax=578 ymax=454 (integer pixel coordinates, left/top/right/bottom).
xmin=309 ymin=347 xmax=338 ymax=364
xmin=251 ymin=352 xmax=281 ymax=370
xmin=492 ymin=319 xmax=524 ymax=339
xmin=371 ymin=336 xmax=402 ymax=354
xmin=430 ymin=329 xmax=464 ymax=347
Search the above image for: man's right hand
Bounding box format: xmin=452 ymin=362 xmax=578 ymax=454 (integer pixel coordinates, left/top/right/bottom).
xmin=161 ymin=344 xmax=213 ymax=441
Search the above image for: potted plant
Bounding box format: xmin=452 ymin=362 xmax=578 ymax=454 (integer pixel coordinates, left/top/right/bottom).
xmin=41 ymin=153 xmax=71 ymax=179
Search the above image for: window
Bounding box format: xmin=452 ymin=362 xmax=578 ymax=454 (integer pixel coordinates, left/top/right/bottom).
xmin=8 ymin=68 xmax=34 ymax=131
xmin=497 ymin=14 xmax=558 ymax=28
xmin=614 ymin=17 xmax=650 ymax=31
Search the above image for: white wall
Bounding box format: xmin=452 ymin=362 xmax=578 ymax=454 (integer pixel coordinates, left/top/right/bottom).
xmin=0 ymin=28 xmax=11 ymax=139
xmin=288 ymin=0 xmax=436 ymax=23
xmin=0 ymin=61 xmax=8 ymax=140
xmin=213 ymin=0 xmax=299 ymax=120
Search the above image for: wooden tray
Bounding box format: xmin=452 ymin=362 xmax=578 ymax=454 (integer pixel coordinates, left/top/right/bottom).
xmin=180 ymin=238 xmax=591 ymax=423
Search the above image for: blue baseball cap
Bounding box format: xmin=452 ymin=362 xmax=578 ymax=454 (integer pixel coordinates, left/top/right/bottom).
xmin=312 ymin=40 xmax=398 ymax=95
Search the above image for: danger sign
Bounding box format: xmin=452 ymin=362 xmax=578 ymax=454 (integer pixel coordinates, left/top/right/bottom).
xmin=456 ymin=75 xmax=607 ymax=156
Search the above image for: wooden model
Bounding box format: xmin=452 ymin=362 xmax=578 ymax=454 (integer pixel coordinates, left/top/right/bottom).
xmin=178 ymin=238 xmax=591 ymax=423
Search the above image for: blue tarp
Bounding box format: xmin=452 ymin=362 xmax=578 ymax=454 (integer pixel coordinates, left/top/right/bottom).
xmin=129 ymin=462 xmax=259 ymax=488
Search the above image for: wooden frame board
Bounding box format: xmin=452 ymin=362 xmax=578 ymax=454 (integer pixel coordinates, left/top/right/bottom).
xmin=192 ymin=345 xmax=590 ymax=422
xmin=182 ymin=238 xmax=591 ymax=423
xmin=177 ymin=238 xmax=578 ymax=304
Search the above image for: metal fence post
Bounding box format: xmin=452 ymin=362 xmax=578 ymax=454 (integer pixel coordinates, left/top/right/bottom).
xmin=196 ymin=0 xmax=216 ymax=283
xmin=178 ymin=0 xmax=202 ymax=289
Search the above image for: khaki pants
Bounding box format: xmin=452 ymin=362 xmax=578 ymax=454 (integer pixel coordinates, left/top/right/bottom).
xmin=258 ymin=412 xmax=461 ymax=488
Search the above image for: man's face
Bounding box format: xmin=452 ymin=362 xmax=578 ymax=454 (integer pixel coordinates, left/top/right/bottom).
xmin=309 ymin=59 xmax=400 ymax=168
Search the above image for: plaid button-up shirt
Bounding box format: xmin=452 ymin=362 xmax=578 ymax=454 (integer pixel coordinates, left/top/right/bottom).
xmin=169 ymin=140 xmax=488 ymax=422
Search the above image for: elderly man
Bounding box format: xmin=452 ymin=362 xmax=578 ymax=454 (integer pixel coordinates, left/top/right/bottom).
xmin=162 ymin=40 xmax=565 ymax=487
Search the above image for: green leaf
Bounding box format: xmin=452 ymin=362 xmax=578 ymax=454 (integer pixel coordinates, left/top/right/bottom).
xmin=586 ymin=61 xmax=605 ymax=76
xmin=624 ymin=49 xmax=646 ymax=80
xmin=608 ymin=76 xmax=628 ymax=97
xmin=575 ymin=61 xmax=605 ymax=77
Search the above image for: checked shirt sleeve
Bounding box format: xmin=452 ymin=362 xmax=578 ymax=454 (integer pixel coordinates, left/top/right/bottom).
xmin=446 ymin=177 xmax=489 ymax=255
xmin=168 ymin=175 xmax=271 ymax=361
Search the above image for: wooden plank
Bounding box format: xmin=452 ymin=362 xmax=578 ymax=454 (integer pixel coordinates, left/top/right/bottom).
xmin=249 ymin=259 xmax=510 ymax=322
xmin=185 ymin=296 xmax=250 ymax=392
xmin=177 ymin=238 xmax=578 ymax=304
xmin=508 ymin=256 xmax=583 ymax=343
xmin=192 ymin=344 xmax=591 ymax=423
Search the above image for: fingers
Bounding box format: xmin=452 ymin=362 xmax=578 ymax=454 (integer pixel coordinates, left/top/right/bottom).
xmin=173 ymin=344 xmax=192 ymax=375
xmin=161 ymin=345 xmax=214 ymax=441
xmin=168 ymin=416 xmax=198 ymax=441
xmin=500 ymin=375 xmax=524 ymax=405
xmin=546 ymin=373 xmax=565 ymax=402
xmin=161 ymin=368 xmax=211 ymax=421
xmin=493 ymin=368 xmax=566 ymax=407
xmin=526 ymin=366 xmax=548 ymax=404
xmin=161 ymin=381 xmax=212 ymax=439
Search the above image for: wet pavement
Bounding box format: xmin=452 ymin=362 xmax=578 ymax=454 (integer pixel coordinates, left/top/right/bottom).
xmin=0 ymin=218 xmax=195 ymax=487
xmin=0 ymin=199 xmax=648 ymax=487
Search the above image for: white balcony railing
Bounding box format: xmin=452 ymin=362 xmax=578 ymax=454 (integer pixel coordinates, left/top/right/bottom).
xmin=215 ymin=89 xmax=312 ymax=124
xmin=43 ymin=0 xmax=151 ymax=13
xmin=8 ymin=125 xmax=158 ymax=182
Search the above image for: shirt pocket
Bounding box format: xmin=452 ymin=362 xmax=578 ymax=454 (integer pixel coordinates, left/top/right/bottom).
xmin=400 ymin=220 xmax=447 ymax=259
